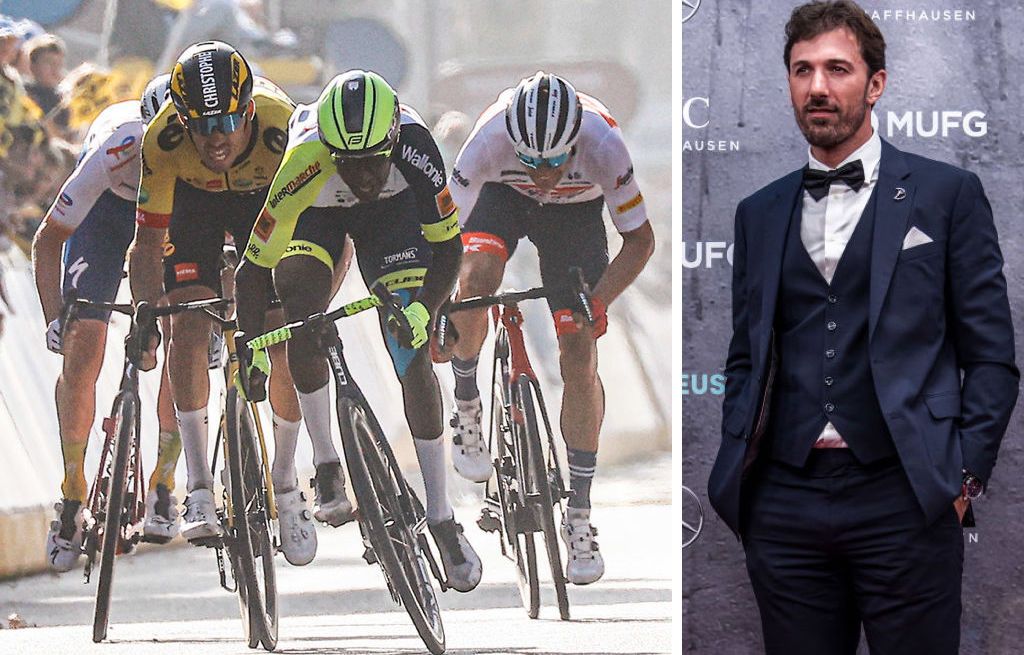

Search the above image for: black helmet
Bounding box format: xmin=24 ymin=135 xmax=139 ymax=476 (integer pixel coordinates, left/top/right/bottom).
xmin=169 ymin=40 xmax=253 ymax=134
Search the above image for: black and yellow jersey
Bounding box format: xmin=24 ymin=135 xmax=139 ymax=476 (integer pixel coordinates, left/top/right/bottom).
xmin=136 ymin=78 xmax=294 ymax=228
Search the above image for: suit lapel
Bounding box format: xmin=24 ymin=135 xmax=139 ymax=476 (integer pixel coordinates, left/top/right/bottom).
xmin=869 ymin=140 xmax=914 ymax=339
xmin=758 ymin=169 xmax=803 ymax=358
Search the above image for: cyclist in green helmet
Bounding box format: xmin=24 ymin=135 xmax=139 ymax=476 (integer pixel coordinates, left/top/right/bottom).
xmin=234 ymin=70 xmax=482 ymax=591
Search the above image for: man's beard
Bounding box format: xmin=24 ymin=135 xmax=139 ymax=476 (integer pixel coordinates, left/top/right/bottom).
xmin=795 ymin=96 xmax=869 ymax=149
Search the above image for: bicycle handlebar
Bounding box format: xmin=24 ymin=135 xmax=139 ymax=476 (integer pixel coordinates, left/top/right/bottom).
xmin=245 ymin=284 xmax=408 ymax=352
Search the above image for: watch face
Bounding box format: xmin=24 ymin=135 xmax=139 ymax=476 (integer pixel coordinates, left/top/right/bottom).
xmin=964 ymin=477 xmax=984 ymax=499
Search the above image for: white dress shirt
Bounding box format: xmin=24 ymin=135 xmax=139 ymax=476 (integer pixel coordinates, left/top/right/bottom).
xmin=800 ymin=130 xmax=882 ymax=448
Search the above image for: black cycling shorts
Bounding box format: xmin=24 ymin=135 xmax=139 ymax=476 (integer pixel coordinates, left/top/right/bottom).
xmin=62 ymin=190 xmax=135 ymax=322
xmin=461 ymin=182 xmax=609 ymax=313
xmin=163 ymin=180 xmax=270 ymax=295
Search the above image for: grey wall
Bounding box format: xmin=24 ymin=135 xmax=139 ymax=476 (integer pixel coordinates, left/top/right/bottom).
xmin=682 ymin=2 xmax=1024 ymax=653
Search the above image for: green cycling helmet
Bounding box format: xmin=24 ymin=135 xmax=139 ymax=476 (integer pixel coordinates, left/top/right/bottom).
xmin=317 ymin=70 xmax=400 ymax=158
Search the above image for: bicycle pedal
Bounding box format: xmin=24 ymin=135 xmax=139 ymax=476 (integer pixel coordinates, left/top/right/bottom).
xmin=361 ymin=545 xmax=378 ymax=565
xmin=477 ymin=508 xmax=501 ymax=533
xmin=140 ymin=534 xmax=172 ymax=545
xmin=189 ymin=535 xmax=223 ymax=549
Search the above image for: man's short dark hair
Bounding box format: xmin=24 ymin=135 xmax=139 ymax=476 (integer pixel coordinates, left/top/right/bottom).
xmin=26 ymin=34 xmax=65 ymax=65
xmin=784 ymin=0 xmax=886 ymax=77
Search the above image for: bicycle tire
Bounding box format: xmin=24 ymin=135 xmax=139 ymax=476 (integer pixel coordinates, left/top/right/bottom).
xmin=225 ymin=387 xmax=278 ymax=650
xmin=518 ymin=376 xmax=571 ymax=621
xmin=92 ymin=391 xmax=136 ymax=643
xmin=338 ymin=396 xmax=446 ymax=655
xmin=492 ymin=377 xmax=540 ymax=618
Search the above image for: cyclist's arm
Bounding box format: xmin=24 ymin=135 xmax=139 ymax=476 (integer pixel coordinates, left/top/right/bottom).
xmin=130 ymin=127 xmax=178 ymax=306
xmin=591 ymin=129 xmax=654 ymax=305
xmin=32 ymin=142 xmax=112 ymax=323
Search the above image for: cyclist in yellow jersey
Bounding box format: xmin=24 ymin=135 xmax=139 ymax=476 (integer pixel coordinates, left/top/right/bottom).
xmin=128 ymin=41 xmax=326 ymax=566
xmin=235 ymin=71 xmax=482 ymax=592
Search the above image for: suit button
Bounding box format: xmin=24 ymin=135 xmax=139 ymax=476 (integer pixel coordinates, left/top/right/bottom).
xmin=827 ymin=321 xmax=837 ymax=331
xmin=824 ymin=402 xmax=835 ymax=413
xmin=828 ymin=294 xmax=838 ymax=304
xmin=825 ymin=349 xmax=836 ymax=359
xmin=825 ymin=376 xmax=834 ymax=386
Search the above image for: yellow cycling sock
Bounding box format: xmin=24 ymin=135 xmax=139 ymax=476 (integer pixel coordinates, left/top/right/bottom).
xmin=148 ymin=430 xmax=182 ymax=492
xmin=60 ymin=438 xmax=88 ymax=502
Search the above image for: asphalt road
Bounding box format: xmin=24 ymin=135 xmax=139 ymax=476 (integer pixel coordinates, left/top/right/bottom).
xmin=0 ymin=457 xmax=672 ymax=654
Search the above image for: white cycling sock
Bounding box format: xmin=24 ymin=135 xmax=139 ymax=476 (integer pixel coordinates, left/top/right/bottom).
xmin=177 ymin=407 xmax=213 ymax=493
xmin=297 ymin=384 xmax=341 ymax=467
xmin=414 ymin=435 xmax=454 ymax=524
xmin=271 ymin=414 xmax=301 ymax=492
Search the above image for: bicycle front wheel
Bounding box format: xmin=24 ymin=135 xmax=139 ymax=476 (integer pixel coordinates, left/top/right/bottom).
xmin=92 ymin=391 xmax=137 ymax=643
xmin=338 ymin=396 xmax=446 ymax=655
xmin=518 ymin=375 xmax=570 ymax=620
xmin=225 ymin=387 xmax=278 ymax=650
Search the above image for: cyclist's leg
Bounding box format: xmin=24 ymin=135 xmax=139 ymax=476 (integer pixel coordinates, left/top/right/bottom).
xmin=273 ymin=207 xmax=353 ymax=527
xmin=354 ymin=192 xmax=481 ymax=591
xmin=49 ymin=191 xmax=135 ymax=569
xmin=529 ymin=197 xmax=609 ymax=584
xmin=143 ymin=317 xmax=184 ymax=541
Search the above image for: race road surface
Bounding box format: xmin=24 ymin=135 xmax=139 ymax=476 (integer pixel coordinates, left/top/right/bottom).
xmin=0 ymin=457 xmax=671 ymax=654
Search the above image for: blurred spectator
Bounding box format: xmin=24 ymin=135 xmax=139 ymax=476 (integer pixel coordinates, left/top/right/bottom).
xmin=12 ymin=18 xmax=45 ymax=77
xmin=431 ymin=110 xmax=472 ymax=174
xmin=109 ymin=0 xmax=177 ymax=63
xmin=24 ymin=35 xmax=67 ymax=117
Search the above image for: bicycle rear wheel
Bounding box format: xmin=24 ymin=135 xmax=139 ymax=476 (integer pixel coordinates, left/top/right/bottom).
xmin=92 ymin=391 xmax=136 ymax=643
xmin=492 ymin=376 xmax=540 ymax=618
xmin=225 ymin=387 xmax=278 ymax=650
xmin=518 ymin=376 xmax=570 ymax=620
xmin=338 ymin=396 xmax=445 ymax=655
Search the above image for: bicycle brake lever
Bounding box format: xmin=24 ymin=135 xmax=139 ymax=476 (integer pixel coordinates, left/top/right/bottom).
xmin=371 ymin=282 xmax=415 ymax=347
xmin=569 ymin=266 xmax=595 ymax=326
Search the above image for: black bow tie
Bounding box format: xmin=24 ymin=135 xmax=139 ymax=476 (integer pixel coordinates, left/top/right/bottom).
xmin=802 ymin=160 xmax=865 ymax=201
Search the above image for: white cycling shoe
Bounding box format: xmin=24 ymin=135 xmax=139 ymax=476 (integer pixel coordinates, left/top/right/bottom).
xmin=276 ymin=487 xmax=317 ymax=566
xmin=450 ymin=398 xmax=492 ymax=483
xmin=45 ymin=499 xmax=85 ymax=573
xmin=561 ymin=508 xmax=605 ymax=585
xmin=143 ymin=483 xmax=180 ymax=543
xmin=181 ymin=488 xmax=223 ymax=541
xmin=428 ymin=517 xmax=482 ymax=592
xmin=312 ymin=462 xmax=355 ymax=527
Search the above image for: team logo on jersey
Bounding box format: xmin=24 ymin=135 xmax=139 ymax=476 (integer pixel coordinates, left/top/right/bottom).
xmin=106 ymin=135 xmax=136 ymax=158
xmin=435 ymin=186 xmax=456 ymax=218
xmin=268 ymin=162 xmax=322 ymax=209
xmin=174 ymin=262 xmax=199 ymax=282
xmin=59 ymin=192 xmax=73 ymax=207
xmin=263 ymin=127 xmax=287 ymax=155
xmin=163 ymin=240 xmax=176 ymax=257
xmin=157 ymin=122 xmax=185 ymax=151
xmin=400 ymin=145 xmax=445 ymax=187
xmin=616 ymin=191 xmax=643 ymax=214
xmin=451 ymin=168 xmax=470 ymax=187
xmin=615 ymin=166 xmax=634 ymax=189
xmin=254 ymin=209 xmax=277 ymax=242
xmin=384 ymin=247 xmax=419 ymax=265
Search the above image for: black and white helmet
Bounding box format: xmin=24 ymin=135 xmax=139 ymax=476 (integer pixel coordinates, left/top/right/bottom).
xmin=140 ymin=73 xmax=171 ymax=125
xmin=505 ymin=71 xmax=583 ymax=162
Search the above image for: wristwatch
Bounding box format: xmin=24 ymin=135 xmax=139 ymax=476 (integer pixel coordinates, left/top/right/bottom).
xmin=962 ymin=469 xmax=984 ymax=500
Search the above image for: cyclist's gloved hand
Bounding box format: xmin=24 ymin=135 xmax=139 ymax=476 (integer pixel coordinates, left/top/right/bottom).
xmin=235 ymin=332 xmax=270 ymax=402
xmin=389 ymin=300 xmax=430 ymax=349
xmin=553 ymin=295 xmax=608 ymax=339
xmin=130 ymin=316 xmax=162 ymax=371
xmin=46 ymin=318 xmax=63 ymax=354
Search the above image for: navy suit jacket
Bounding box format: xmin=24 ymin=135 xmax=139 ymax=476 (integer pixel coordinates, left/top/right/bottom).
xmin=708 ymin=139 xmax=1019 ymax=536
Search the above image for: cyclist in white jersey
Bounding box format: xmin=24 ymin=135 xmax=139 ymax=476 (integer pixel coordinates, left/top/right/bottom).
xmin=442 ymin=72 xmax=655 ymax=585
xmin=32 ymin=76 xmax=184 ymax=571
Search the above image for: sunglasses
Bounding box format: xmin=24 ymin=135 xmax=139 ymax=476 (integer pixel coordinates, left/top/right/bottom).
xmin=329 ymin=145 xmax=394 ymax=164
xmin=189 ymin=111 xmax=247 ymax=136
xmin=516 ymin=150 xmax=571 ymax=170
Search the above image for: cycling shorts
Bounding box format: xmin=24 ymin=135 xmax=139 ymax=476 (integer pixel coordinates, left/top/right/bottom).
xmin=461 ymin=182 xmax=609 ymax=313
xmin=289 ymin=188 xmax=432 ymax=378
xmin=62 ymin=190 xmax=135 ymax=322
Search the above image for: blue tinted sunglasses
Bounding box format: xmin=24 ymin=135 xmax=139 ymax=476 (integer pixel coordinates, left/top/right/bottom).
xmin=516 ymin=150 xmax=571 ymax=169
xmin=190 ymin=111 xmax=247 ymax=136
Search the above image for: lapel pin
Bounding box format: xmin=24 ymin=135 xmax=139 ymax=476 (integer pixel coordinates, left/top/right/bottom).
xmin=894 ymin=187 xmax=906 ymax=201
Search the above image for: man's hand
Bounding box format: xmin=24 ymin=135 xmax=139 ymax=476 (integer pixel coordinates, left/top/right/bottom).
xmin=389 ymin=300 xmax=430 ymax=349
xmin=46 ymin=318 xmax=63 ymax=353
xmin=235 ymin=334 xmax=270 ymax=402
xmin=554 ymin=295 xmax=608 ymax=339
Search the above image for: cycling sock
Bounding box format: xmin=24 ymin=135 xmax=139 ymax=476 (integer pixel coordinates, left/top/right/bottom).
xmin=297 ymin=383 xmax=341 ymax=467
xmin=271 ymin=414 xmax=301 ymax=492
xmin=148 ymin=430 xmax=182 ymax=492
xmin=413 ymin=435 xmax=454 ymax=524
xmin=60 ymin=439 xmax=88 ymax=503
xmin=177 ymin=407 xmax=213 ymax=492
xmin=451 ymin=356 xmax=480 ymax=401
xmin=567 ymin=448 xmax=597 ymax=509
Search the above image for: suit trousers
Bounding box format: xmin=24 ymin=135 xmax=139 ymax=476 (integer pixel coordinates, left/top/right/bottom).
xmin=741 ymin=449 xmax=963 ymax=655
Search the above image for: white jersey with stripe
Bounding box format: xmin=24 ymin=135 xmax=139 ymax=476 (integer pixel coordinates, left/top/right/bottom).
xmin=449 ymin=89 xmax=648 ymax=233
xmin=48 ymin=101 xmax=142 ymax=230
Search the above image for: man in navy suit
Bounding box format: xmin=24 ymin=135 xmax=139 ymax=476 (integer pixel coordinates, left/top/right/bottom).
xmin=707 ymin=2 xmax=1019 ymax=653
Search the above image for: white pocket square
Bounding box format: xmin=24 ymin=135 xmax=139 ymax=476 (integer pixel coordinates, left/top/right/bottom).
xmin=902 ymin=226 xmax=934 ymax=250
